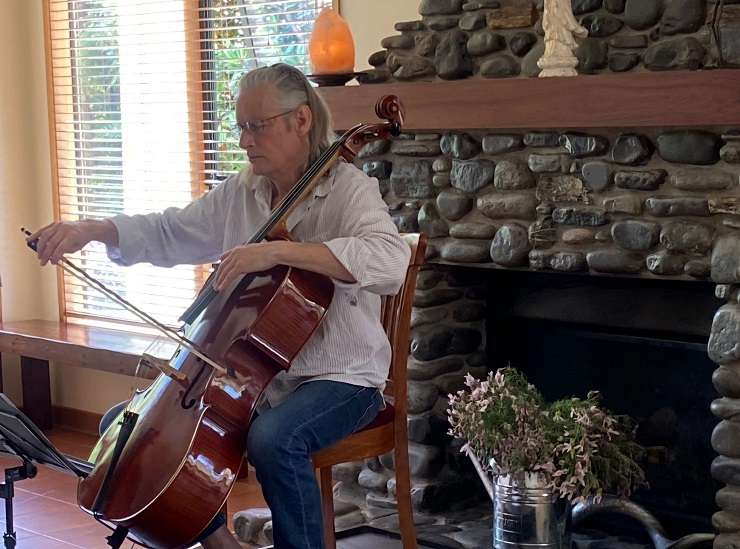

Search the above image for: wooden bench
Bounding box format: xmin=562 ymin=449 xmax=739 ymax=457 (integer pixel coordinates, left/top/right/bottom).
xmin=0 ymin=320 xmax=166 ymax=430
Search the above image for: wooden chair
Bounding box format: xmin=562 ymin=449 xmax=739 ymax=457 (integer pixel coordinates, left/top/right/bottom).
xmin=312 ymin=233 xmax=427 ymax=549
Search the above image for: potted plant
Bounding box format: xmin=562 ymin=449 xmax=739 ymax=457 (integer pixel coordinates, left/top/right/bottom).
xmin=447 ymin=368 xmax=646 ymax=549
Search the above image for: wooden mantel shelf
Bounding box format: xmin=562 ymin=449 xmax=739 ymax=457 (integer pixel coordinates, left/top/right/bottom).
xmin=318 ymin=70 xmax=740 ymax=131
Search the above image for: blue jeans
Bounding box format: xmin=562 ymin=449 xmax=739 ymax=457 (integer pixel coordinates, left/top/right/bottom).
xmin=100 ymin=380 xmax=384 ymax=549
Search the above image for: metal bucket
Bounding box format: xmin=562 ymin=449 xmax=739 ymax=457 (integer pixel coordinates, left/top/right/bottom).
xmin=493 ymin=474 xmax=570 ymax=548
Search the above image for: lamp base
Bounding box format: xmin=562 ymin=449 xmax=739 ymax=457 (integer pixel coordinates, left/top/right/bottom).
xmin=306 ymin=72 xmax=359 ymax=86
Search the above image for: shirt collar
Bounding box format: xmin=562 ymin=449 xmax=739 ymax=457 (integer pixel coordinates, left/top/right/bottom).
xmin=246 ymin=162 xmax=339 ymax=230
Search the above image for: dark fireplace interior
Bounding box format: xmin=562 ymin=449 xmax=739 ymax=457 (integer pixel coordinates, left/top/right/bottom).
xmin=485 ymin=269 xmax=723 ymax=536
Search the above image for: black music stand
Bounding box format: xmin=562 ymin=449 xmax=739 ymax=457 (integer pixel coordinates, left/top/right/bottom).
xmin=0 ymin=393 xmax=90 ymax=548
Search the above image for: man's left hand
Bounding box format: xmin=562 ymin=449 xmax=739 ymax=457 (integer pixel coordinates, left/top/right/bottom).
xmin=213 ymin=242 xmax=279 ymax=292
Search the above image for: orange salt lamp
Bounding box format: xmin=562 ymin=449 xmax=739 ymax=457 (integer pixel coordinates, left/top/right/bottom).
xmin=309 ymin=8 xmax=355 ymax=76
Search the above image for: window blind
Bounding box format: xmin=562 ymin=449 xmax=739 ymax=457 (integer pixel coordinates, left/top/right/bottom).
xmin=45 ymin=0 xmax=332 ymax=328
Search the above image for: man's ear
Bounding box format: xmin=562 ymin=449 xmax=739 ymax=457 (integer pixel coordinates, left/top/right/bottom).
xmin=294 ymin=104 xmax=313 ymax=137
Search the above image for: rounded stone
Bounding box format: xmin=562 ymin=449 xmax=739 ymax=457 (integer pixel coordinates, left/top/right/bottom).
xmin=529 ymin=153 xmax=567 ymax=174
xmin=657 ymin=130 xmax=721 ymax=165
xmin=435 ymin=29 xmax=474 ymax=80
xmin=713 ymin=420 xmax=740 ymax=458
xmin=611 ymin=134 xmax=654 ymax=165
xmin=721 ymin=143 xmax=740 ymax=164
xmin=646 ymin=251 xmax=686 ymax=275
xmin=524 ymin=132 xmax=560 ymax=148
xmin=714 ymin=511 xmax=740 ymax=534
xmin=416 ymin=269 xmax=444 ymax=290
xmin=411 ymin=325 xmax=482 ymax=361
xmin=358 ymin=467 xmax=390 ymax=491
xmin=449 ymin=222 xmax=498 ymax=239
xmin=671 ymin=169 xmax=735 ymax=191
xmin=391 ymin=160 xmax=434 ymax=198
xmin=362 ymin=160 xmax=392 ymax=179
xmin=408 ymin=356 xmax=464 ymax=381
xmin=509 ymin=32 xmax=537 ymax=56
xmin=411 ymin=307 xmax=448 ymax=329
xmin=437 ymin=189 xmax=474 ymax=220
xmin=552 ymin=207 xmax=608 ymax=226
xmin=623 ymin=0 xmax=662 ymax=30
xmin=712 ymin=235 xmax=740 ymax=283
xmin=609 ymin=52 xmax=640 ymax=72
xmin=660 ymin=222 xmax=714 ymax=254
xmin=603 ymin=194 xmax=642 ymax=215
xmin=716 ymin=486 xmax=740 ymax=514
xmin=604 ymin=0 xmax=625 ymax=13
xmin=644 ymin=37 xmax=706 ymax=72
xmin=420 ymin=0 xmax=465 ymax=16
xmin=582 ymin=14 xmax=624 ymax=37
xmin=490 ymin=223 xmax=530 ymax=266
xmin=709 ymin=305 xmax=740 ymax=364
xmin=562 ymin=228 xmax=594 ymax=244
xmin=480 ymin=55 xmax=521 ymax=78
xmin=711 ymin=397 xmax=740 ymax=421
xmin=614 ymin=169 xmax=666 ymax=191
xmin=645 ymin=197 xmax=710 ymax=217
xmin=713 ymin=364 xmax=740 ymax=398
xmin=381 ymin=35 xmax=415 ymax=50
xmin=582 ymin=161 xmax=612 ymax=191
xmin=418 ymin=202 xmax=449 ymax=238
xmin=392 ymin=210 xmax=420 ymax=233
xmin=712 ymin=456 xmax=740 ymax=485
xmin=586 ymin=249 xmax=644 ymax=274
xmin=482 ymin=134 xmax=523 ymax=154
xmin=440 ymin=239 xmax=492 ymax=263
xmin=407 ymin=382 xmax=440 ymax=414
xmin=432 ymin=173 xmax=451 ymax=188
xmin=433 ymin=158 xmax=452 ymax=172
xmin=467 ymin=30 xmax=506 ymax=56
xmin=660 ymin=0 xmax=705 ymax=36
xmin=440 ymin=133 xmax=480 ymax=160
xmin=576 ymin=38 xmax=608 ymax=73
xmin=477 ymin=192 xmax=537 ymax=220
xmin=611 ymin=220 xmax=661 ymax=251
xmin=451 ymin=159 xmax=495 ymax=192
xmin=559 ymin=133 xmax=609 ymax=158
xmin=368 ymin=50 xmax=388 ymax=67
xmin=494 ymin=160 xmax=535 ymax=190
xmin=550 ymin=251 xmax=587 ymax=272
xmin=685 ymin=259 xmax=711 ymax=278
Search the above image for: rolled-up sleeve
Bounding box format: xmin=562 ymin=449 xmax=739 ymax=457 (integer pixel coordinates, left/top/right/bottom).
xmin=323 ymin=172 xmax=410 ymax=296
xmin=106 ymin=175 xmax=235 ymax=267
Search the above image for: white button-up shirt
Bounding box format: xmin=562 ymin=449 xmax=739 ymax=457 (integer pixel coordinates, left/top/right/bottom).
xmin=108 ymin=161 xmax=410 ymax=407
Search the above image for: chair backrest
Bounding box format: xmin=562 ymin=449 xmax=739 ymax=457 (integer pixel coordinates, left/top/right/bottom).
xmin=380 ymin=233 xmax=427 ymax=421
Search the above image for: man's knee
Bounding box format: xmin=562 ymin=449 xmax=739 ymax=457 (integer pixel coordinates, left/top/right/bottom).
xmin=246 ymin=413 xmax=301 ymax=469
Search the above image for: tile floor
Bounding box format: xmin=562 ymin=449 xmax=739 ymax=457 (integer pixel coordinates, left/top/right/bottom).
xmin=0 ymin=429 xmax=265 ymax=548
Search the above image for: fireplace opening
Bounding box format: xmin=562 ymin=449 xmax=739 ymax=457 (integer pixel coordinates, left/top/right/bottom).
xmin=485 ymin=269 xmax=722 ymax=536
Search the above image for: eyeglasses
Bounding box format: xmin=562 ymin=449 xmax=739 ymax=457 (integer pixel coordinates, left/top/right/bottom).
xmin=231 ymin=109 xmax=295 ymax=139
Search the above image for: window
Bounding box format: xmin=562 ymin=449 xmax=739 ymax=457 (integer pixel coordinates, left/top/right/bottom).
xmin=45 ymin=0 xmax=333 ymax=327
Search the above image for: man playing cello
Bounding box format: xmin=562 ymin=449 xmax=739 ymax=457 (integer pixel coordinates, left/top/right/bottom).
xmin=28 ymin=63 xmax=410 ymax=549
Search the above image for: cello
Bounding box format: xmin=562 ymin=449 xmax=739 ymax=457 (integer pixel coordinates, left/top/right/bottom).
xmin=25 ymin=94 xmax=404 ymax=548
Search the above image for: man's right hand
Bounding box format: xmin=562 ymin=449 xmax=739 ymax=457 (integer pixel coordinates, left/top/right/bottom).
xmin=27 ymin=219 xmax=118 ymax=266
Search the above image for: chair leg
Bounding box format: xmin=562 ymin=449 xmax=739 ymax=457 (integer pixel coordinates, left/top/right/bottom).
xmin=319 ymin=466 xmax=337 ymax=549
xmin=394 ymin=445 xmax=417 ymax=549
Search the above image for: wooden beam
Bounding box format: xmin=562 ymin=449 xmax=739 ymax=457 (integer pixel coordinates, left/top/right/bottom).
xmin=319 ymin=70 xmax=740 ymax=131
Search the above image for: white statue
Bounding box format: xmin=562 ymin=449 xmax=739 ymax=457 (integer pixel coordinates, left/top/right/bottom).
xmin=537 ymin=0 xmax=588 ymax=77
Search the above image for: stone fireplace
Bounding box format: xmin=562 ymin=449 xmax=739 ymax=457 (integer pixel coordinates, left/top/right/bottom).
xmin=235 ymin=1 xmax=740 ymax=547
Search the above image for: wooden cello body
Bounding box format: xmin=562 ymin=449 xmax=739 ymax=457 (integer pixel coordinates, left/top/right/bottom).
xmin=78 ymin=266 xmax=333 ymax=547
xmin=74 ymin=95 xmax=405 ymax=548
